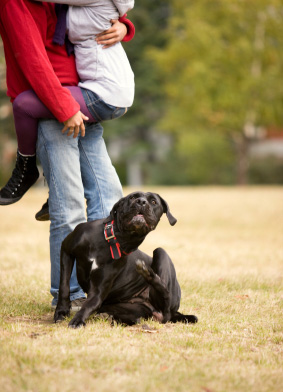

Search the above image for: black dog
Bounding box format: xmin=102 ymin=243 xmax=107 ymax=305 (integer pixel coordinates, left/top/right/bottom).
xmin=54 ymin=192 xmax=198 ymax=328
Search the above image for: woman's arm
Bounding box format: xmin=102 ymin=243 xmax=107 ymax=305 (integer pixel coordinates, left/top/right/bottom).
xmin=0 ymin=0 xmax=80 ymax=122
xmin=33 ymin=0 xmax=98 ymax=4
xmin=34 ymin=0 xmax=135 ymax=48
xmin=118 ymin=13 xmax=135 ymax=42
xmin=95 ymin=16 xmax=135 ymax=49
xmin=33 ymin=0 xmax=128 ymax=6
xmin=40 ymin=0 xmax=135 ymax=16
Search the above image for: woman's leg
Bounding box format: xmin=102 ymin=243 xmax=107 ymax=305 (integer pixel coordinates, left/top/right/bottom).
xmin=36 ymin=119 xmax=122 ymax=306
xmin=13 ymin=88 xmax=95 ymax=155
xmin=37 ymin=119 xmax=86 ymax=306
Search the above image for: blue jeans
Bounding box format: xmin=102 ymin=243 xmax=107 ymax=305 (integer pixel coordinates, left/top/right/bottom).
xmin=81 ymin=88 xmax=128 ymax=122
xmin=36 ymin=119 xmax=123 ymax=306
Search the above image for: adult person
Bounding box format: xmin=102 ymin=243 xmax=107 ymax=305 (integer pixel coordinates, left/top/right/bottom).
xmin=0 ymin=0 xmax=135 ymax=309
xmin=0 ymin=0 xmax=135 ymax=207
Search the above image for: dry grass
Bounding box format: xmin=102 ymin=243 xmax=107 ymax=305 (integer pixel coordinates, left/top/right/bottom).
xmin=0 ymin=186 xmax=282 ymax=392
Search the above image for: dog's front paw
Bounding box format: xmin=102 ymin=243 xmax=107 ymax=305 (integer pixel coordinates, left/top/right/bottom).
xmin=54 ymin=307 xmax=70 ymax=323
xmin=68 ymin=315 xmax=86 ymax=329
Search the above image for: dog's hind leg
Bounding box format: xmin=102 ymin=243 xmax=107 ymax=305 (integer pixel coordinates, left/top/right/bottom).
xmin=150 ymin=248 xmax=198 ymax=324
xmin=136 ymin=258 xmax=171 ymax=322
xmin=98 ymin=302 xmax=153 ymax=326
xmin=136 ymin=248 xmax=198 ymax=324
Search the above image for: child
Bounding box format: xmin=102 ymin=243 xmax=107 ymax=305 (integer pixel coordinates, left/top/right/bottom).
xmin=0 ymin=0 xmax=135 ymax=206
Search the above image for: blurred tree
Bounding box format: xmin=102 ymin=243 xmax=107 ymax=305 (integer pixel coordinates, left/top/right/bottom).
xmin=143 ymin=131 xmax=235 ymax=185
xmin=1 ymin=1 xmax=282 ymax=186
xmin=104 ymin=0 xmax=172 ymax=185
xmin=149 ymin=0 xmax=283 ymax=184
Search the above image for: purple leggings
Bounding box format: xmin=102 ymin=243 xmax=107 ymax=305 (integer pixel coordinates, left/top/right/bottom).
xmin=13 ymin=86 xmax=95 ymax=155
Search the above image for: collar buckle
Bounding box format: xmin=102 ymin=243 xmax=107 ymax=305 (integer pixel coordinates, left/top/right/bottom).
xmin=104 ymin=221 xmax=121 ymax=259
xmin=104 ymin=223 xmax=115 ymax=241
xmin=104 ymin=220 xmax=132 ymax=260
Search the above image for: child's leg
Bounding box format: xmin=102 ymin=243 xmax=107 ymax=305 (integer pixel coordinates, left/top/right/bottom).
xmin=0 ymin=88 xmax=95 ymax=206
xmin=80 ymin=89 xmax=128 ymax=123
xmin=13 ymin=88 xmax=95 ymax=156
xmin=13 ymin=90 xmax=53 ymax=155
xmin=66 ymin=86 xmax=95 ymax=122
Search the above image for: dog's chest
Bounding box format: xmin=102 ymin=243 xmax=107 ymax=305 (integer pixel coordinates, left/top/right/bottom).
xmin=90 ymin=258 xmax=98 ymax=270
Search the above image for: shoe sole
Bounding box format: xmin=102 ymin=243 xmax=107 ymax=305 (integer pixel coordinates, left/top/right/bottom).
xmin=35 ymin=209 xmax=50 ymax=221
xmin=70 ymin=306 xmax=83 ymax=312
xmin=51 ymin=305 xmax=82 ymax=312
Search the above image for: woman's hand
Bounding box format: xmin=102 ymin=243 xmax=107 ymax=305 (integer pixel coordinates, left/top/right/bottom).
xmin=95 ymin=19 xmax=127 ymax=49
xmin=62 ymin=111 xmax=89 ymax=138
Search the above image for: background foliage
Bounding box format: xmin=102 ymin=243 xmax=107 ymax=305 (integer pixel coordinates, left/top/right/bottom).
xmin=0 ymin=0 xmax=282 ymax=185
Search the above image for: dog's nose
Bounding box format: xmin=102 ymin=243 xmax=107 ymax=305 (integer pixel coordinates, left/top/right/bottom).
xmin=136 ymin=197 xmax=147 ymax=206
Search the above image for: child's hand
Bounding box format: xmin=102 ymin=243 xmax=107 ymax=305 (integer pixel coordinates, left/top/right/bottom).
xmin=62 ymin=111 xmax=89 ymax=138
xmin=95 ymin=19 xmax=127 ymax=49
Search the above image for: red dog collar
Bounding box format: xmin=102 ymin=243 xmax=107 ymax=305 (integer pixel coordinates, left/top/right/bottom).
xmin=104 ymin=221 xmax=131 ymax=260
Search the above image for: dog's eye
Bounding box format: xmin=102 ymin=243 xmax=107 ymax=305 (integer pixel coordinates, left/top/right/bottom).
xmin=151 ymin=199 xmax=157 ymax=205
xmin=130 ymin=196 xmax=135 ymax=201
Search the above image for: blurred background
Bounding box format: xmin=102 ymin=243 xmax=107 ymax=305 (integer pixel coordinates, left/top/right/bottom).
xmin=0 ymin=0 xmax=282 ymax=187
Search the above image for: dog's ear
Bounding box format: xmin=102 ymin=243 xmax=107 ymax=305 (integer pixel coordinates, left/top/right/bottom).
xmin=157 ymin=194 xmax=177 ymax=226
xmin=103 ymin=199 xmax=121 ymax=223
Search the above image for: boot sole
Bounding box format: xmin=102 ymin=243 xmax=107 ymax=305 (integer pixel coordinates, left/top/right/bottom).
xmin=0 ymin=196 xmax=22 ymax=205
xmin=0 ymin=173 xmax=39 ymax=206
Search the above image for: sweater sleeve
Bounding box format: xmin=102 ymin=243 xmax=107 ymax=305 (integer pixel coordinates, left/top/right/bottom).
xmin=119 ymin=14 xmax=135 ymax=42
xmin=1 ymin=0 xmax=80 ymax=122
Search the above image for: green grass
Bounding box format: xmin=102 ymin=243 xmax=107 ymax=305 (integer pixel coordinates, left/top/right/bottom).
xmin=0 ymin=187 xmax=282 ymax=392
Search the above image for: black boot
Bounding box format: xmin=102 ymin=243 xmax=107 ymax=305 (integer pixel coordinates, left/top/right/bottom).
xmin=35 ymin=198 xmax=50 ymax=221
xmin=0 ymin=151 xmax=39 ymax=205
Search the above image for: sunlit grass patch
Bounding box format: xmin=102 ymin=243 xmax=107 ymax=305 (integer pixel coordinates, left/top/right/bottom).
xmin=0 ymin=187 xmax=282 ymax=392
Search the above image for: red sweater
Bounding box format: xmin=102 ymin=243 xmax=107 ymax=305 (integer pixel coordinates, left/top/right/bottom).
xmin=0 ymin=0 xmax=135 ymax=122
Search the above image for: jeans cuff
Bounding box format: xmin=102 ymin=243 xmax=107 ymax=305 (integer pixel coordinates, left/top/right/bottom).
xmin=51 ymin=291 xmax=86 ymax=307
xmin=70 ymin=292 xmax=86 ymax=302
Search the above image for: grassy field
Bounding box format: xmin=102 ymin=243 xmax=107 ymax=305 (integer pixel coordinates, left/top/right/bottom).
xmin=0 ymin=186 xmax=282 ymax=392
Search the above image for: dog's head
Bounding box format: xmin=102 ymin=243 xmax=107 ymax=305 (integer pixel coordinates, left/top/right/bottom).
xmin=104 ymin=192 xmax=177 ymax=237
